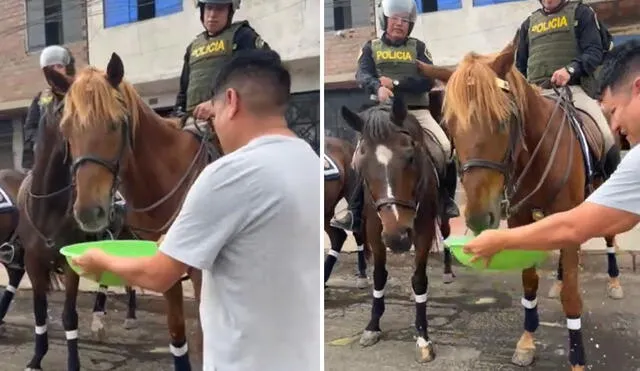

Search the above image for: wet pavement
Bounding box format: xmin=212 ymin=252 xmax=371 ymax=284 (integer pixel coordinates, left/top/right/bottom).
xmin=325 ymin=251 xmax=640 ymax=371
xmin=0 ymin=288 xmax=201 ymax=371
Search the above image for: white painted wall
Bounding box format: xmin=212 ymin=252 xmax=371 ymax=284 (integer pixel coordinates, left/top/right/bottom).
xmin=375 ymin=0 xmax=542 ymax=66
xmin=87 ymin=0 xmax=320 ymax=88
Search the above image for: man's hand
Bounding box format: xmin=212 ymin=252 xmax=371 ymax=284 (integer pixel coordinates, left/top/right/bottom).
xmin=193 ymin=101 xmax=214 ymax=120
xmin=377 ymin=86 xmax=394 ymax=103
xmin=72 ymin=248 xmax=110 ymax=280
xmin=379 ymin=76 xmax=394 ymax=89
xmin=550 ymin=67 xmax=571 ymax=87
xmin=462 ymin=229 xmax=510 ymax=266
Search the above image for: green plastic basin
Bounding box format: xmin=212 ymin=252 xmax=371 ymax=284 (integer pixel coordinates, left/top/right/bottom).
xmin=445 ymin=235 xmax=549 ymax=271
xmin=60 ymin=239 xmax=158 ymax=286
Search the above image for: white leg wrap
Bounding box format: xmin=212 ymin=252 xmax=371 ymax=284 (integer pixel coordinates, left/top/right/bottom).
xmin=170 ymin=342 xmax=189 ymax=357
xmin=567 ymin=318 xmax=581 ymax=330
xmin=606 ymin=247 xmax=615 ymax=254
xmin=65 ymin=330 xmax=78 ymax=340
xmin=35 ymin=324 xmax=47 ymax=335
xmin=5 ymin=285 xmax=16 ymax=294
xmin=356 ymin=244 xmax=364 ymax=252
xmin=373 ymin=289 xmax=385 ymax=298
xmin=328 ymin=250 xmax=339 ymax=258
xmin=414 ymin=292 xmax=428 ymax=304
xmin=521 ymin=297 xmax=538 ymax=309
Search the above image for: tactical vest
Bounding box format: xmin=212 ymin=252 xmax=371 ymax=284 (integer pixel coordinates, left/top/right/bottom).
xmin=526 ymin=1 xmax=580 ymax=85
xmin=185 ymin=21 xmax=247 ymax=113
xmin=371 ymin=38 xmax=429 ymax=107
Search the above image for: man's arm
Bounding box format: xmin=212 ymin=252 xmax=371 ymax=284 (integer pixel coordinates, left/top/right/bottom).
xmin=24 ymin=94 xmax=41 ymax=148
xmin=355 ymin=41 xmax=381 ymax=96
xmin=567 ymin=5 xmax=604 ymax=80
xmin=234 ymin=25 xmax=271 ymax=51
xmin=174 ymin=44 xmax=192 ymax=114
xmin=396 ymin=40 xmax=434 ymax=94
xmin=515 ymin=19 xmax=530 ymax=77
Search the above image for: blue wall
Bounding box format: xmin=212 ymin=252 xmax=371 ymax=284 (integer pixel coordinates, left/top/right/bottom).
xmin=104 ymin=0 xmax=183 ymax=28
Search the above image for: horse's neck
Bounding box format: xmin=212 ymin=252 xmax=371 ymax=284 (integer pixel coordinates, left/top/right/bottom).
xmin=30 ymin=150 xmax=72 ymax=224
xmin=121 ymin=112 xmax=201 ymax=220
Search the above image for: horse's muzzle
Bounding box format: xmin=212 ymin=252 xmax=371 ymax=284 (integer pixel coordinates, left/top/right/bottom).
xmin=382 ymin=228 xmax=412 ymax=253
xmin=74 ymin=205 xmax=109 ymax=233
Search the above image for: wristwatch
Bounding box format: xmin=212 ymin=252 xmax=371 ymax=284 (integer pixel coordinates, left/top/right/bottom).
xmin=565 ymin=65 xmax=575 ymax=76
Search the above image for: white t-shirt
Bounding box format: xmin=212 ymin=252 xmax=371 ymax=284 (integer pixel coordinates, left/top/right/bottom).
xmin=587 ymin=144 xmax=640 ymax=215
xmin=160 ymin=135 xmax=321 ymax=371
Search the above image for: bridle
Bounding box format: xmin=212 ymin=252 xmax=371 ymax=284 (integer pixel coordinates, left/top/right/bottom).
xmin=455 ymin=77 xmax=574 ymax=218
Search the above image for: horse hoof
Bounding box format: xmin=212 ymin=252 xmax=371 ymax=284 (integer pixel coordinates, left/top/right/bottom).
xmin=25 ymin=368 xmax=42 ymax=371
xmin=359 ymin=330 xmax=381 ymax=347
xmin=511 ymin=348 xmax=535 ymax=366
xmin=607 ymin=285 xmax=624 ymax=300
xmin=355 ymin=276 xmax=369 ymax=289
xmin=123 ymin=318 xmax=138 ymax=329
xmin=415 ymin=338 xmax=436 ymax=363
xmin=442 ymin=273 xmax=455 ymax=284
xmin=548 ymin=281 xmax=562 ymax=299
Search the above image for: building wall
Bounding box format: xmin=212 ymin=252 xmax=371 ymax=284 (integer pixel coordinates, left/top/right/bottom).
xmin=87 ymin=0 xmax=320 ymax=88
xmin=0 ymin=0 xmax=89 ymax=112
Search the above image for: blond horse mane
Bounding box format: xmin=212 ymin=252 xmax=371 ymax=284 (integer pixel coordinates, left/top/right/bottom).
xmin=60 ymin=66 xmax=181 ymax=138
xmin=443 ymin=51 xmax=534 ymax=133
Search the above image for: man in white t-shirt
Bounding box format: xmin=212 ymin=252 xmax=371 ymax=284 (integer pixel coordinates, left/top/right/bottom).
xmin=72 ymin=49 xmax=321 ymax=371
xmin=460 ymin=40 xmax=640 ymax=260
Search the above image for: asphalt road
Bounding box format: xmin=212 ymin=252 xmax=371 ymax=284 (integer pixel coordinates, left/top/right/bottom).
xmin=0 ymin=289 xmax=201 ymax=371
xmin=325 ymin=251 xmax=640 ymax=371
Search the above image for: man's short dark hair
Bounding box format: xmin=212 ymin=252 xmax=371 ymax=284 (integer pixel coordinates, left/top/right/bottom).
xmin=211 ymin=49 xmax=291 ymax=115
xmin=598 ymin=39 xmax=640 ymax=96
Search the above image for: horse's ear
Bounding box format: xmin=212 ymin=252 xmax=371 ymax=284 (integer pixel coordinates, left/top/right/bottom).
xmin=341 ymin=106 xmax=364 ymax=132
xmin=106 ymin=52 xmax=124 ymax=87
xmin=391 ymin=94 xmax=407 ymax=126
xmin=416 ymin=60 xmax=454 ymax=84
xmin=492 ymin=36 xmax=517 ymax=78
xmin=43 ymin=67 xmax=72 ymax=93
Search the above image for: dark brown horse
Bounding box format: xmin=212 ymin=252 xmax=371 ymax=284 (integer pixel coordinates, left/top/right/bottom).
xmin=46 ymin=52 xmax=209 ymax=369
xmin=340 ymin=95 xmax=451 ymax=363
xmin=324 ymin=136 xmax=368 ymax=288
xmin=415 ymin=36 xmax=622 ymax=370
xmin=11 ymin=88 xmax=139 ymax=370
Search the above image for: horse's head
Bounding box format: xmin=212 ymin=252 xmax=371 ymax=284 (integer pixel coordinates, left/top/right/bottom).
xmin=341 ymin=96 xmax=432 ymax=252
xmin=48 ymin=52 xmax=138 ymax=233
xmin=417 ymin=34 xmax=530 ymax=233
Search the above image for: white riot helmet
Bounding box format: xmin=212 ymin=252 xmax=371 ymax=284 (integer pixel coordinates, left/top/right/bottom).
xmin=377 ymin=0 xmax=417 ymax=35
xmin=39 ymin=45 xmax=75 ymax=75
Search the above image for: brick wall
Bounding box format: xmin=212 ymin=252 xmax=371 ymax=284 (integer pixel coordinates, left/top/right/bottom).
xmin=0 ymin=0 xmax=89 ymax=108
xmin=591 ymin=0 xmax=640 ymax=27
xmin=324 ymin=0 xmax=376 ymax=85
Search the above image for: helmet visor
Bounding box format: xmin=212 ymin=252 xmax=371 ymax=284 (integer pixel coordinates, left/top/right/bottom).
xmin=381 ymin=0 xmax=417 ymax=23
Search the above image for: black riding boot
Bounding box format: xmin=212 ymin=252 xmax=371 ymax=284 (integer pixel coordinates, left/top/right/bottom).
xmin=603 ymin=145 xmax=621 ymax=179
xmin=441 ymin=161 xmax=460 ymax=218
xmin=330 ymin=175 xmax=364 ymax=232
xmin=0 ymin=242 xmax=23 ymax=270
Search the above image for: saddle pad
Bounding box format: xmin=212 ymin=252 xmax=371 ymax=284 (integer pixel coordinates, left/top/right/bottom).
xmin=114 ymin=190 xmax=126 ymax=206
xmin=0 ymin=185 xmax=14 ymax=212
xmin=324 ymin=153 xmax=340 ymax=181
xmin=575 ymin=109 xmax=604 ymax=162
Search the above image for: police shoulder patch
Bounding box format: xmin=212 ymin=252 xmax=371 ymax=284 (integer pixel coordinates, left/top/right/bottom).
xmin=424 ymin=47 xmax=433 ymax=62
xmin=38 ymin=89 xmax=52 ymax=106
xmin=255 ymin=36 xmax=265 ymax=49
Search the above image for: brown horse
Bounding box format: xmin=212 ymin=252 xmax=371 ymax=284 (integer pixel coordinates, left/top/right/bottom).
xmin=340 ymin=95 xmax=451 ymax=363
xmin=324 ymin=136 xmax=368 ymax=288
xmin=415 ymin=36 xmax=622 ymax=370
xmin=46 ymin=52 xmax=209 ymax=369
xmin=15 ymin=90 xmax=139 ymax=370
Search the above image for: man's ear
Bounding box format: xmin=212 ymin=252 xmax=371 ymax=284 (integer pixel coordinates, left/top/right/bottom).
xmin=632 ymin=77 xmax=640 ymax=98
xmin=225 ymin=88 xmax=240 ymax=118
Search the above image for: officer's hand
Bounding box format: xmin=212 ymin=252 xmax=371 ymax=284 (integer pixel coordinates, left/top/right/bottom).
xmin=379 ymin=76 xmax=394 ymax=89
xmin=551 ymin=68 xmax=571 ymax=87
xmin=193 ymin=101 xmax=214 ymax=120
xmin=377 ymin=86 xmax=394 ymax=103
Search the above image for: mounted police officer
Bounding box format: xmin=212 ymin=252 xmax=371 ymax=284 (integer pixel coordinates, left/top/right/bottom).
xmin=331 ymin=0 xmax=460 ymax=232
xmin=173 ymin=0 xmax=270 ymax=121
xmin=515 ymin=0 xmax=619 ymax=177
xmin=22 ymin=45 xmax=75 ymax=171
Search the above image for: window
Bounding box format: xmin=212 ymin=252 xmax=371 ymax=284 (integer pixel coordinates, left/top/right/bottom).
xmin=417 ymin=0 xmax=462 ymax=12
xmin=103 ymin=0 xmax=183 ymax=29
xmin=25 ymin=0 xmax=84 ymax=51
xmin=472 ymin=0 xmax=525 ymax=7
xmin=325 ymin=0 xmax=371 ymax=31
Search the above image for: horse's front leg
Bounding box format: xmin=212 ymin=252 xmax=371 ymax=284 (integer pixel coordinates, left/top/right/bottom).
xmin=0 ymin=266 xmax=25 ymax=336
xmin=439 ymin=217 xmax=455 ymax=284
xmin=560 ymin=246 xmax=586 ymax=371
xmin=353 ymin=229 xmax=368 ymax=289
xmin=511 ymin=266 xmax=540 ymax=366
xmin=25 ymin=264 xmax=49 ymax=371
xmin=413 ymin=231 xmax=436 ymax=363
xmin=91 ymin=285 xmax=108 ymax=342
xmin=604 ymin=236 xmax=623 ymax=299
xmin=323 ymin=222 xmax=347 ymax=286
xmin=164 ymin=281 xmax=191 ymax=371
xmin=549 ymin=258 xmax=563 ymax=298
xmin=124 ymin=285 xmax=138 ymax=329
xmin=62 ymin=268 xmax=81 ymax=371
xmin=360 ymin=218 xmax=386 ymax=347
